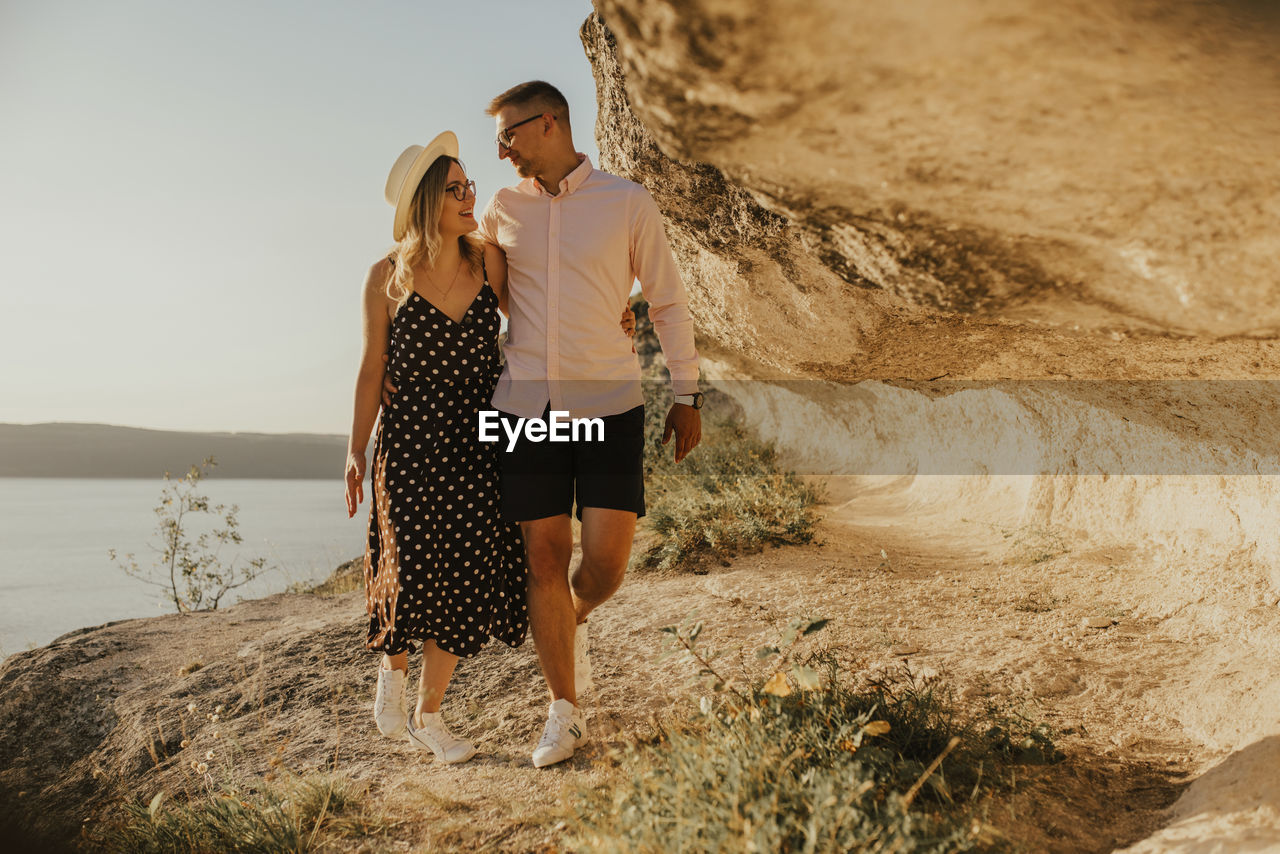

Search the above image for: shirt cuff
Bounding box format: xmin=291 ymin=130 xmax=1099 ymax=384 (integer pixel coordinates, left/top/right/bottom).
xmin=671 ymin=377 xmax=699 ymax=396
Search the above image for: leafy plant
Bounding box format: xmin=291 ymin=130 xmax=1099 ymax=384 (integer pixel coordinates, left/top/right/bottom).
xmin=109 ymin=457 xmax=273 ymax=613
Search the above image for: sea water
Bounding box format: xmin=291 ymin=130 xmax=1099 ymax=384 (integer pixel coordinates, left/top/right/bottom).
xmin=0 ymin=478 xmax=366 ymax=655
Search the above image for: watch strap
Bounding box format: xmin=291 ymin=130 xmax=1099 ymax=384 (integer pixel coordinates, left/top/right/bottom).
xmin=674 ymin=393 xmax=703 ymax=409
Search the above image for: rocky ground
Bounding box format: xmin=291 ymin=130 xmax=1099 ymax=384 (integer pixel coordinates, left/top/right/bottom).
xmin=7 ymin=496 xmax=1269 ymax=852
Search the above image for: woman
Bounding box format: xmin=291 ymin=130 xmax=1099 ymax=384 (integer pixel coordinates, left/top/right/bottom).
xmin=345 ymin=132 xmax=633 ymax=764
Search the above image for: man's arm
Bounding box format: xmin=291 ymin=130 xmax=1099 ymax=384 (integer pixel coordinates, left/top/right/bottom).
xmin=477 ymin=193 xmax=511 ymax=316
xmin=483 ymin=242 xmax=510 ymax=316
xmin=630 ymin=187 xmax=701 ymax=462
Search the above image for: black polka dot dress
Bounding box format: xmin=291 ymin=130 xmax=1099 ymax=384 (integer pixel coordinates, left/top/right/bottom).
xmin=364 ymin=281 xmax=527 ymax=658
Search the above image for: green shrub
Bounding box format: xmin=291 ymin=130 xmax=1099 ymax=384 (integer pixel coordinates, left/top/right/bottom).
xmin=640 ymin=415 xmax=823 ymax=573
xmin=574 ymin=619 xmax=1060 ymax=853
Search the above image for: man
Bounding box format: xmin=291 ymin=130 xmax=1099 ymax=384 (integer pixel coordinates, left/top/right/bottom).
xmin=481 ymin=81 xmax=702 ymax=767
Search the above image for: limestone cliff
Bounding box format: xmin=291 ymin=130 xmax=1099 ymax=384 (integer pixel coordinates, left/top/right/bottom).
xmin=584 ymin=3 xmax=1280 ymax=849
xmin=587 ymin=0 xmax=1280 ymax=361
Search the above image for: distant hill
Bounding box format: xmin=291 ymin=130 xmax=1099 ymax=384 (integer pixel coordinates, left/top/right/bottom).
xmin=0 ymin=423 xmax=347 ymax=479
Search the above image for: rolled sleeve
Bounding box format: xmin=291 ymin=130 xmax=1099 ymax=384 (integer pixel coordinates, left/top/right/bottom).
xmin=478 ymin=196 xmax=501 ymax=246
xmin=630 ymin=189 xmax=700 ymax=394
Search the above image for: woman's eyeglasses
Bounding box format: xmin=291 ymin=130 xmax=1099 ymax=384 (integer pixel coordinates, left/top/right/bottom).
xmin=446 ymin=180 xmax=476 ymax=202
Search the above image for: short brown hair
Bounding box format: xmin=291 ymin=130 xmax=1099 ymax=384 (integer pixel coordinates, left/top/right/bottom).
xmin=486 ymin=80 xmax=570 ymax=127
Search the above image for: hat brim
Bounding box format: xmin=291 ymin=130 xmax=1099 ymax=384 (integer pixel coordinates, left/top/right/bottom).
xmin=390 ymin=130 xmax=460 ymax=241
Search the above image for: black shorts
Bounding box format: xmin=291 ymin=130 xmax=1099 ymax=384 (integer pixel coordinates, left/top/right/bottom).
xmin=495 ymin=404 xmax=645 ymax=522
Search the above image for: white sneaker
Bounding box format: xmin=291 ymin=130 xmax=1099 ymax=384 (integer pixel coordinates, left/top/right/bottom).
xmin=373 ymin=666 xmax=407 ymax=738
xmin=574 ymin=621 xmax=594 ymax=696
xmin=532 ymin=698 xmax=586 ymax=768
xmin=406 ymin=711 xmax=477 ymax=764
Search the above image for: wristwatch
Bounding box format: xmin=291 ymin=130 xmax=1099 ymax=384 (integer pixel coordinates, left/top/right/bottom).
xmin=674 ymin=393 xmax=705 ymax=410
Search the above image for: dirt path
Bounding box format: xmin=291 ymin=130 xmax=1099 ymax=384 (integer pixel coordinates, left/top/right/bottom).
xmin=324 ymin=513 xmax=1203 ymax=852
xmin=1 ymin=507 xmax=1231 ymax=852
xmin=389 ymin=508 xmax=1203 ymax=851
xmin=743 ymin=516 xmax=1197 ymax=853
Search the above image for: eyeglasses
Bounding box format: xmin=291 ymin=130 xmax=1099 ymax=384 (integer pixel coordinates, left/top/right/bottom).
xmin=445 ymin=179 xmax=476 ymax=202
xmin=495 ymin=113 xmax=546 ymax=149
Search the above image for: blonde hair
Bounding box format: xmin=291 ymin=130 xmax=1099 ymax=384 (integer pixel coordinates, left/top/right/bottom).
xmin=387 ymin=155 xmax=483 ymax=311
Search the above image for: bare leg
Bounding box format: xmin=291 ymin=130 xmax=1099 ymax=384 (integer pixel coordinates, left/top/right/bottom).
xmin=571 ymin=507 xmax=637 ymax=623
xmin=522 ymin=514 xmax=576 ymax=705
xmin=415 ymin=639 xmax=460 ymax=719
xmin=382 ymin=651 xmax=408 ymax=672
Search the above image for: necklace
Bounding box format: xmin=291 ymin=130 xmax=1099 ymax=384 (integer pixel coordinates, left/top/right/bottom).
xmin=422 ymin=256 xmax=463 ymax=301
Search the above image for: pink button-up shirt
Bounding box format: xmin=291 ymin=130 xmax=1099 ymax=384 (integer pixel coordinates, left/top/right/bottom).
xmin=478 ymin=154 xmax=699 ymax=419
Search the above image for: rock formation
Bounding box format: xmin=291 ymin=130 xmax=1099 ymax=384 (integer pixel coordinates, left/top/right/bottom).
xmin=584 ymin=2 xmax=1280 ymax=849
xmin=588 ymin=0 xmax=1280 ymax=358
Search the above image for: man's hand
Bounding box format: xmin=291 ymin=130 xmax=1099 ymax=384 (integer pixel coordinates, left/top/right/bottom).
xmin=662 ymin=404 xmax=702 ymax=463
xmin=380 ymin=354 xmax=397 ymax=407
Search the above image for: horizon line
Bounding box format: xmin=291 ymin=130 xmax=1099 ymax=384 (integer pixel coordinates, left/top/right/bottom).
xmin=0 ymin=421 xmax=346 ymax=439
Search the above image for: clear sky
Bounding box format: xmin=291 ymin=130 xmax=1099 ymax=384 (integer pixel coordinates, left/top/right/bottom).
xmin=0 ymin=0 xmax=600 ymax=435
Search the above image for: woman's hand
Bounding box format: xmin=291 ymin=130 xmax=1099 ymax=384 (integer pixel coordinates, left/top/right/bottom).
xmin=345 ymin=451 xmax=367 ymax=518
xmin=621 ymin=306 xmax=636 ymax=337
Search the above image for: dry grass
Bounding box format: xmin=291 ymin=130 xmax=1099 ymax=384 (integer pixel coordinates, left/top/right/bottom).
xmin=297 ymin=557 xmax=363 ymax=596
xmin=572 ymin=619 xmax=1062 ymax=853
xmin=84 ymin=771 xmax=391 ymax=853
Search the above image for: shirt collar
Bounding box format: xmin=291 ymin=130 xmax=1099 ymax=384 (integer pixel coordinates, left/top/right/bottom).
xmin=561 ymin=153 xmax=592 ymax=194
xmin=520 ymin=153 xmax=593 ymax=197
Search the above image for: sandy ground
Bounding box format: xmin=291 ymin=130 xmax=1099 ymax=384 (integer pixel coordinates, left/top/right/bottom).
xmin=10 ymin=486 xmax=1272 ymax=852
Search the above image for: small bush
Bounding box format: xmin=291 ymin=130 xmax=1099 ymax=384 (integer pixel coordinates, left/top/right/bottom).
xmin=574 ymin=620 xmax=1060 ymax=853
xmin=641 ymin=415 xmax=823 ymax=573
xmin=630 ymin=297 xmax=822 ymax=573
xmin=85 ymin=773 xmax=385 ymax=854
xmin=109 ymin=457 xmax=274 ymax=612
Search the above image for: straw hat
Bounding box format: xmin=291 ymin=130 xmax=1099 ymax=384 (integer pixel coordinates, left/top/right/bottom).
xmin=384 ymin=131 xmax=459 ymax=241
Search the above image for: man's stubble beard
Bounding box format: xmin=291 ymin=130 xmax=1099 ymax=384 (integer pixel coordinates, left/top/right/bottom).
xmin=511 ymin=154 xmax=538 ymax=180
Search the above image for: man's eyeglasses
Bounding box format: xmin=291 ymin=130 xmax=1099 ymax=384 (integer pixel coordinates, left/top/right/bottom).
xmin=446 ymin=179 xmax=476 ymax=202
xmin=495 ymin=113 xmax=546 ymax=149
